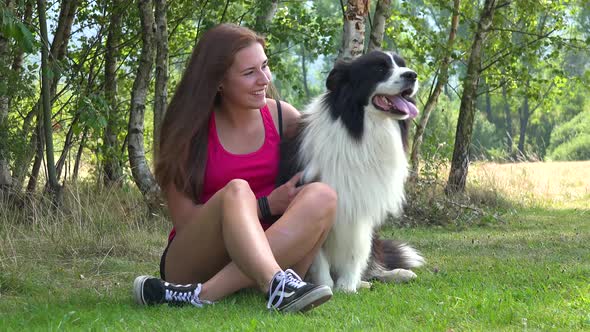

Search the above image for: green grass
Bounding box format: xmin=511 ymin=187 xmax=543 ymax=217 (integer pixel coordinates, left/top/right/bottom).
xmin=1 ymin=179 xmax=589 ymax=330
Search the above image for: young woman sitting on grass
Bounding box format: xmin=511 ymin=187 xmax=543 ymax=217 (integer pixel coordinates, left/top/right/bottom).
xmin=133 ymin=23 xmax=337 ymax=313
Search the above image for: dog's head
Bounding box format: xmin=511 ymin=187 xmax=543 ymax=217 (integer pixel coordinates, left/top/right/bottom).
xmin=323 ymin=51 xmax=419 ymax=140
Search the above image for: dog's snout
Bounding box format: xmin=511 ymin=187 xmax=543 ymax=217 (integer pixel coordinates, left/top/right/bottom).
xmin=401 ymin=71 xmax=417 ymax=81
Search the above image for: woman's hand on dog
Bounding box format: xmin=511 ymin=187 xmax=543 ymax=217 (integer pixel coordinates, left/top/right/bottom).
xmin=268 ymin=172 xmax=304 ymax=215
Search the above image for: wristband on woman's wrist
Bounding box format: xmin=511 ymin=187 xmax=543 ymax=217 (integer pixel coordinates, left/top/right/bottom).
xmin=257 ymin=196 xmax=272 ymax=219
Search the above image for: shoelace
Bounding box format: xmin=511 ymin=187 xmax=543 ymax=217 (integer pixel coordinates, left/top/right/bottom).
xmin=165 ymin=283 xmax=208 ymax=307
xmin=266 ymin=269 xmax=306 ymax=309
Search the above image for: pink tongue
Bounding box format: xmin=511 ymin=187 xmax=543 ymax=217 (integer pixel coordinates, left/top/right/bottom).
xmin=390 ymin=96 xmax=419 ymax=118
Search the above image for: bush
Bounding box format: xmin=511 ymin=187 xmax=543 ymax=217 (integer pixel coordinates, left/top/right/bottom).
xmin=417 ymin=95 xmax=457 ymax=163
xmin=471 ymin=111 xmax=505 ymax=160
xmin=547 ymin=135 xmax=590 ymax=161
xmin=547 ymin=110 xmax=590 ymax=161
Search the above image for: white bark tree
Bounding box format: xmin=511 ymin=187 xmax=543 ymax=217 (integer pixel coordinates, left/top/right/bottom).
xmin=103 ymin=0 xmax=124 ymax=186
xmin=0 ymin=0 xmax=14 ymax=192
xmin=367 ymin=0 xmax=390 ymax=52
xmin=128 ymin=0 xmax=161 ymax=208
xmin=339 ymin=0 xmax=369 ymax=61
xmin=153 ymin=0 xmax=168 ymax=160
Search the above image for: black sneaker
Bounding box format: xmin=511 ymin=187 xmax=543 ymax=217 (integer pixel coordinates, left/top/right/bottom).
xmin=266 ymin=269 xmax=332 ymax=313
xmin=133 ymin=275 xmax=213 ymax=307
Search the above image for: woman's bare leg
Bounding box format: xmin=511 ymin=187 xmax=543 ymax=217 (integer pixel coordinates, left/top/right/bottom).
xmin=164 ymin=179 xmax=281 ymax=291
xmin=198 ymin=182 xmax=337 ymax=301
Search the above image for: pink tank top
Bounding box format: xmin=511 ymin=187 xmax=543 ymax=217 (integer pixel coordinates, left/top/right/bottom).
xmin=168 ymin=104 xmax=280 ymax=242
xmin=200 ymin=104 xmax=280 ymax=204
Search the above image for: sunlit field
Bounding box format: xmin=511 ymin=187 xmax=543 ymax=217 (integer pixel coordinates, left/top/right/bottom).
xmin=470 ymin=160 xmax=590 ymax=209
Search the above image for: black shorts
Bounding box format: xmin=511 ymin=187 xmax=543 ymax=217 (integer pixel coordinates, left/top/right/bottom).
xmin=159 ymin=239 xmax=172 ymax=281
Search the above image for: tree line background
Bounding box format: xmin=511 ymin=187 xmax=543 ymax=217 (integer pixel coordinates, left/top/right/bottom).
xmin=0 ymin=0 xmax=588 ymax=208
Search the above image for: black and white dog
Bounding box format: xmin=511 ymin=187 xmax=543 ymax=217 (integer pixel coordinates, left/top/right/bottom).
xmin=279 ymin=51 xmax=425 ymax=292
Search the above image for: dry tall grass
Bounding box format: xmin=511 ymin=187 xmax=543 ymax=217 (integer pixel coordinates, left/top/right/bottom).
xmin=469 ymin=160 xmax=590 ymax=209
xmin=0 ymin=184 xmax=169 ymax=296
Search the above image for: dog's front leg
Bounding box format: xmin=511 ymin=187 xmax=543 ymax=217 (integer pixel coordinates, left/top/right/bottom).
xmin=307 ymin=248 xmax=334 ymax=288
xmin=333 ymin=222 xmax=373 ymax=293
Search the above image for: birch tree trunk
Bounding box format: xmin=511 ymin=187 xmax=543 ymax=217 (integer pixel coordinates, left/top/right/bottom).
xmin=13 ymin=0 xmax=78 ymax=191
xmin=255 ymin=0 xmax=278 ymax=33
xmin=0 ymin=0 xmax=14 ymax=192
xmin=37 ymin=0 xmax=60 ymax=200
xmin=13 ymin=109 xmax=38 ymax=190
xmin=26 ymin=122 xmax=43 ymax=193
xmin=103 ymin=0 xmax=124 ymax=186
xmin=47 ymin=0 xmax=78 ymax=101
xmin=501 ymin=77 xmax=514 ymax=157
xmin=367 ymin=0 xmax=390 ymax=52
xmin=517 ymin=83 xmax=529 ymax=160
xmin=153 ymin=0 xmax=168 ymax=160
xmin=445 ymin=0 xmax=497 ymax=195
xmin=409 ymin=0 xmax=460 ymax=179
xmin=339 ymin=0 xmax=369 ymax=61
xmin=128 ymin=0 xmax=160 ymax=207
xmin=483 ymin=78 xmax=493 ymax=122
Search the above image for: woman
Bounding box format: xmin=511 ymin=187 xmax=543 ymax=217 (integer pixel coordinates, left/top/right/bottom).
xmin=133 ymin=23 xmax=337 ymax=313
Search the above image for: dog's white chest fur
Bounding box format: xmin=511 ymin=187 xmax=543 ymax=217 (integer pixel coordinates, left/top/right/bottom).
xmin=300 ymin=96 xmax=408 ymax=226
xmin=300 ymin=96 xmax=410 ymax=292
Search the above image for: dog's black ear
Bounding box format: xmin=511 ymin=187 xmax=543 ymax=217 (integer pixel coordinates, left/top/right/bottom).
xmin=326 ymin=61 xmax=349 ymax=92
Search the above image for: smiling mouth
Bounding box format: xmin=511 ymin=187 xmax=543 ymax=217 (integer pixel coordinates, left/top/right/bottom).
xmin=372 ymin=88 xmax=418 ymax=118
xmin=252 ymin=87 xmax=267 ymax=96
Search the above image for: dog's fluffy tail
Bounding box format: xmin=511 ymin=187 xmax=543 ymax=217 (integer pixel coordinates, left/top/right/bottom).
xmin=363 ymin=234 xmax=425 ymax=283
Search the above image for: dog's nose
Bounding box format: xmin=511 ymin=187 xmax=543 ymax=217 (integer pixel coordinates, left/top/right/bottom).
xmin=401 ymin=71 xmax=417 ymax=81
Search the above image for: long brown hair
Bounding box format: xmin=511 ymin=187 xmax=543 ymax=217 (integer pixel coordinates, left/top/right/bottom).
xmin=156 ymin=24 xmax=265 ymax=202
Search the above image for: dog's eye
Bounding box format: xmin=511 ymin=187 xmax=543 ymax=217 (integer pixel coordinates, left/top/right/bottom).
xmin=374 ymin=66 xmax=387 ymax=73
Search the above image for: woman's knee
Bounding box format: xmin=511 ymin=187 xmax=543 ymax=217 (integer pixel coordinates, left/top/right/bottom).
xmin=298 ymin=182 xmax=338 ymax=223
xmin=221 ymin=179 xmax=255 ymax=202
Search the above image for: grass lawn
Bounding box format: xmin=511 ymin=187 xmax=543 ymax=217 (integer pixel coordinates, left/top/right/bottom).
xmin=1 ymin=162 xmax=589 ymax=330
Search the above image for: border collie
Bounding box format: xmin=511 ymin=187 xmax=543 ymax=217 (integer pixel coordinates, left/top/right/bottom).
xmin=279 ymin=51 xmax=425 ymax=292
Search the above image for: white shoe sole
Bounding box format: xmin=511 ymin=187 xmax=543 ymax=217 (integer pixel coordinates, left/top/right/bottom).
xmin=279 ymin=285 xmax=333 ymax=313
xmin=133 ymin=275 xmax=150 ymax=305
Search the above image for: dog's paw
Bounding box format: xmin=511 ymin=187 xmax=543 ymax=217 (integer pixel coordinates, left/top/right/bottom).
xmin=335 ymin=277 xmax=360 ymax=293
xmin=358 ymin=280 xmax=372 ymax=289
xmin=378 ymin=268 xmax=417 ymax=283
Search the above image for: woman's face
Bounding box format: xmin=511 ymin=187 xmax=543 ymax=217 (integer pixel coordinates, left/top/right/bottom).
xmin=220 ymin=42 xmax=272 ymax=110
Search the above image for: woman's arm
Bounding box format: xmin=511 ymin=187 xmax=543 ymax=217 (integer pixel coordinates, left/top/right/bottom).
xmin=165 ymin=185 xmax=204 ymax=232
xmin=264 ymin=100 xmax=305 ymax=215
xmin=277 ymin=100 xmax=301 ymax=139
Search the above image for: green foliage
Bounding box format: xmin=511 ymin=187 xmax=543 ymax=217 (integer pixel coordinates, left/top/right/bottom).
xmin=471 ymin=111 xmax=506 ymax=160
xmin=547 ymin=110 xmax=590 ymax=161
xmin=548 ymin=135 xmax=590 ymax=161
xmin=265 ymin=2 xmax=340 ymax=108
xmin=2 ymin=0 xmax=590 ymax=191
xmin=418 ymin=94 xmax=457 ymax=165
xmin=477 ymin=0 xmax=588 ymax=160
xmin=0 ymin=4 xmax=35 ymax=53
